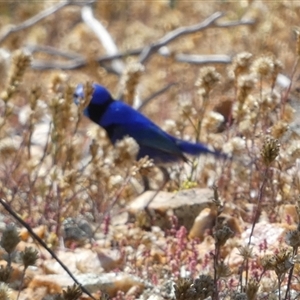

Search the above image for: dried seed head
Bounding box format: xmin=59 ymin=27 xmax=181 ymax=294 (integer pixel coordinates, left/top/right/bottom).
xmin=261 ymin=254 xmax=277 ymax=271
xmin=238 ymin=245 xmax=254 ymax=260
xmin=140 ymin=156 xmax=154 ymax=169
xmin=8 ymin=49 xmax=31 ymax=86
xmin=202 ymin=111 xmax=225 ymax=133
xmin=0 ymin=224 xmax=20 ymax=254
xmin=114 ymin=136 xmax=139 ymax=164
xmin=273 ymin=249 xmax=293 ymax=276
xmin=222 ymin=137 xmax=246 ymax=155
xmin=21 ymin=247 xmax=39 ymax=269
xmin=259 ymin=90 xmax=280 ymax=111
xmin=193 ymin=274 xmax=214 ymax=298
xmin=261 ymin=136 xmax=280 ymax=166
xmin=195 ymin=66 xmax=221 ymax=94
xmin=1 ymin=50 xmax=31 ymax=102
xmin=121 ymin=62 xmax=144 ymax=106
xmin=261 ymin=250 xmax=293 ymax=276
xmin=179 ymin=99 xmax=197 ymax=126
xmin=236 ymin=74 xmax=256 ymax=106
xmin=0 ymin=137 xmax=20 ymax=157
xmin=282 ymin=104 xmax=295 ymax=123
xmin=49 ymin=72 xmax=68 ymax=94
xmin=271 ymin=121 xmax=289 ymax=139
xmin=237 ymin=74 xmax=256 ymax=94
xmin=216 ymin=260 xmax=231 ymax=278
xmin=174 ymin=278 xmax=194 ymax=300
xmin=232 ymin=52 xmax=253 ymax=78
xmin=62 ymin=284 xmax=82 ymax=300
xmin=251 ymin=56 xmax=274 ymax=77
xmin=0 ymin=266 xmax=12 ymax=283
xmin=214 ymin=225 xmax=234 ymax=247
xmin=246 ymin=279 xmax=259 ymax=300
xmin=0 ymin=283 xmax=11 ymax=300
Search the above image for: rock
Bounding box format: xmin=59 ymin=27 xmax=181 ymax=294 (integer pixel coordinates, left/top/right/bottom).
xmin=189 ymin=208 xmax=216 ymax=239
xmin=128 ymin=188 xmax=214 ymax=231
xmin=242 ymin=221 xmax=285 ymax=247
xmin=29 ymin=272 xmax=145 ymax=297
xmin=43 ymin=248 xmax=102 ymax=275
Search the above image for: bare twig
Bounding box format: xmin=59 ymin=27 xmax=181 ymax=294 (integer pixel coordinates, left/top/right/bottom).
xmin=138 ymin=12 xmax=255 ymax=64
xmin=138 ymin=11 xmax=224 ymax=64
xmin=163 ymin=52 xmax=232 ymax=64
xmin=137 ymin=82 xmax=177 ymax=111
xmin=97 ymin=48 xmax=143 ymax=62
xmin=29 ymin=47 xmax=142 ymax=70
xmin=27 ymin=11 xmax=254 ymax=71
xmin=25 ymin=44 xmax=82 ymax=60
xmin=216 ymin=18 xmax=255 ymax=28
xmin=81 ymin=5 xmax=124 ymax=74
xmin=0 ymin=0 xmax=95 ymax=45
xmin=31 ymin=52 xmax=231 ymax=71
xmin=0 ymin=198 xmax=97 ymax=300
xmin=31 ymin=58 xmax=87 ymax=70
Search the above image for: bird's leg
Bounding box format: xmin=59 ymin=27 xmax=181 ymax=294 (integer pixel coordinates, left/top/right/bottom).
xmin=158 ymin=166 xmax=170 ymax=188
xmin=142 ymin=175 xmax=151 ymax=191
xmin=143 ymin=166 xmax=170 ymax=223
xmin=141 ymin=166 xmax=169 ymax=192
xmin=140 ymin=166 xmax=169 ymax=190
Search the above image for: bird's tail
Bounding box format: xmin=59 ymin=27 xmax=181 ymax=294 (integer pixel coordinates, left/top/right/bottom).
xmin=176 ymin=139 xmax=228 ymax=159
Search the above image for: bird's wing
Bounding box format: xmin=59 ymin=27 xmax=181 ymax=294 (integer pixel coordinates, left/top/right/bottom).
xmin=100 ymin=100 xmax=185 ymax=159
xmin=111 ymin=122 xmax=185 ymax=158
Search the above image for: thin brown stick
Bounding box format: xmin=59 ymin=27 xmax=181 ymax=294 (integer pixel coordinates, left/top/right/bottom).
xmin=0 ymin=0 xmax=95 ymax=45
xmin=139 ymin=11 xmax=224 ymax=64
xmin=138 ymin=13 xmax=254 ymax=64
xmin=28 ymin=12 xmax=254 ymax=71
xmin=81 ymin=5 xmax=124 ymax=74
xmin=0 ymin=198 xmax=97 ymax=300
xmin=30 ymin=53 xmax=231 ymax=71
xmin=137 ymin=82 xmax=177 ymax=111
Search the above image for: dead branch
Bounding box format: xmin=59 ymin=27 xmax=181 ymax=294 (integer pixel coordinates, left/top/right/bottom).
xmin=30 ymin=52 xmax=231 ymax=71
xmin=0 ymin=0 xmax=95 ymax=45
xmin=81 ymin=5 xmax=124 ymax=74
xmin=138 ymin=12 xmax=255 ymax=64
xmin=138 ymin=11 xmax=224 ymax=64
xmin=27 ymin=11 xmax=254 ymax=71
xmin=137 ymin=82 xmax=178 ymax=112
xmin=25 ymin=44 xmax=82 ymax=60
xmin=167 ymin=53 xmax=231 ymax=64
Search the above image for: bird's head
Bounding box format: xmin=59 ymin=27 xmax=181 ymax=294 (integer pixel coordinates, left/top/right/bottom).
xmin=74 ymin=83 xmax=114 ymax=122
xmin=74 ymin=83 xmax=113 ymax=105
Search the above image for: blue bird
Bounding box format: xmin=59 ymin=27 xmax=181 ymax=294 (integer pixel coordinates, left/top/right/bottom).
xmin=75 ymin=84 xmax=226 ymax=166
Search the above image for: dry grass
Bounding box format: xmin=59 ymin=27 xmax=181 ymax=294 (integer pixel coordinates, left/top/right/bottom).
xmin=0 ymin=1 xmax=300 ymax=299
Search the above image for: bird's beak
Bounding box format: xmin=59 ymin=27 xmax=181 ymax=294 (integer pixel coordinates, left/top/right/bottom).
xmin=73 ymin=84 xmax=84 ymax=105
